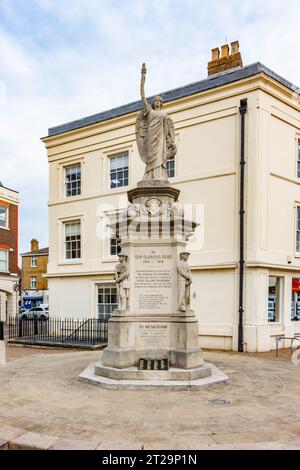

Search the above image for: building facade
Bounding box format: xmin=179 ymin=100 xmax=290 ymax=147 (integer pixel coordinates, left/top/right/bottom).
xmin=43 ymin=43 xmax=300 ymax=352
xmin=0 ymin=183 xmax=19 ymax=320
xmin=21 ymin=239 xmax=49 ymax=309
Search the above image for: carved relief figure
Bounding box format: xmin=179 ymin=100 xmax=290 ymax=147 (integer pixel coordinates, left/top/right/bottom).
xmin=114 ymin=254 xmax=130 ymax=311
xmin=177 ymin=252 xmax=192 ymax=312
xmin=136 ymin=63 xmax=177 ymax=181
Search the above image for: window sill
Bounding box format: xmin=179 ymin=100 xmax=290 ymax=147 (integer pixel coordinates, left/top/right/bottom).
xmin=58 ymin=260 xmax=83 ymax=266
xmin=0 ymin=226 xmax=10 ymax=231
xmin=64 ymin=194 xmax=82 ymax=199
xmin=102 ymin=257 xmax=118 ymax=263
xmin=108 ymin=185 xmax=129 ymax=192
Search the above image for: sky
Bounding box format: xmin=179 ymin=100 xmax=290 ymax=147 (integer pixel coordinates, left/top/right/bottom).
xmin=1 ymin=0 xmax=300 ymax=258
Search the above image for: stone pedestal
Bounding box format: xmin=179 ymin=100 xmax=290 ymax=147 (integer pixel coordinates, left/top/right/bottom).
xmin=87 ymin=180 xmax=222 ymax=389
xmin=101 ymin=181 xmax=205 ymax=372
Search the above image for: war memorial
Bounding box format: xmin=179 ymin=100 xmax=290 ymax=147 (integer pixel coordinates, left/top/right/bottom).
xmin=80 ymin=64 xmax=227 ymax=389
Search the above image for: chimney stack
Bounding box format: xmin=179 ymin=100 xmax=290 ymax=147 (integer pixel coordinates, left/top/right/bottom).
xmin=221 ymin=44 xmax=229 ymax=58
xmin=31 ymin=239 xmax=39 ymax=252
xmin=208 ymin=40 xmax=243 ymax=76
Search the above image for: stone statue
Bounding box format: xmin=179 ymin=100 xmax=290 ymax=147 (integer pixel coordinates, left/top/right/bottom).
xmin=177 ymin=252 xmax=192 ymax=312
xmin=114 ymin=254 xmax=130 ymax=311
xmin=136 ymin=63 xmax=177 ymax=181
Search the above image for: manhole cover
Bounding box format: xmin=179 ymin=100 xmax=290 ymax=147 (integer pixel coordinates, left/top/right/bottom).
xmin=209 ymin=399 xmax=231 ymax=405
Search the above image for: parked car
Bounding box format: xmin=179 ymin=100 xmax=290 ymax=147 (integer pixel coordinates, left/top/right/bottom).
xmin=19 ymin=307 xmax=29 ymax=315
xmin=19 ymin=306 xmax=49 ymax=321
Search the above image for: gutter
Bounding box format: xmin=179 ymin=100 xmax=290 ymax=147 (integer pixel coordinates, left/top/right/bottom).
xmin=238 ymin=98 xmax=248 ymax=352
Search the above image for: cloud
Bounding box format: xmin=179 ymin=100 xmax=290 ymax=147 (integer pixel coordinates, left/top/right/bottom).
xmin=0 ymin=0 xmax=300 ymax=257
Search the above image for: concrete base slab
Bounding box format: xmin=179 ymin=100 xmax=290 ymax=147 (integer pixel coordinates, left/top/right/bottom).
xmin=95 ymin=361 xmax=212 ymax=381
xmin=79 ymin=361 xmax=228 ymax=390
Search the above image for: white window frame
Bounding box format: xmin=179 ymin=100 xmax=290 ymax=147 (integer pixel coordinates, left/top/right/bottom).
xmin=108 ymin=151 xmax=129 ymax=190
xmin=96 ymin=283 xmax=118 ymax=319
xmin=31 ymin=256 xmax=37 ymax=267
xmin=64 ymin=163 xmax=81 ymax=197
xmin=64 ymin=220 xmax=81 ymax=262
xmin=296 ymin=136 xmax=300 ymax=179
xmin=101 ymin=209 xmax=125 ymax=262
xmin=0 ymin=204 xmax=9 ymax=230
xmin=295 ymin=205 xmax=300 ymax=257
xmin=57 ymin=215 xmax=84 ymax=265
xmin=30 ymin=276 xmax=37 ymax=289
xmin=167 ymin=157 xmax=175 ymax=179
xmin=109 ymin=236 xmax=121 ymax=257
xmin=0 ymin=249 xmax=8 ymax=272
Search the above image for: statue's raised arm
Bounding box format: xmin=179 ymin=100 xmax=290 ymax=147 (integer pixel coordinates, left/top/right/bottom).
xmin=140 ymin=63 xmax=149 ymax=111
xmin=136 ymin=63 xmax=177 ymax=181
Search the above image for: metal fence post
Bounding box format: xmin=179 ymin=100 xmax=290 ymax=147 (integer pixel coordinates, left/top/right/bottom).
xmin=18 ymin=319 xmax=23 ymax=338
xmin=34 ymin=317 xmax=38 ymax=336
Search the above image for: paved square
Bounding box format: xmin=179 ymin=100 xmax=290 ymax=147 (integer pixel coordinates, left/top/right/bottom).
xmin=0 ymin=347 xmax=299 ymax=449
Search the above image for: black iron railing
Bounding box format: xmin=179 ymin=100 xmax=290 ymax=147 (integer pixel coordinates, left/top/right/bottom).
xmin=8 ymin=317 xmax=108 ymax=345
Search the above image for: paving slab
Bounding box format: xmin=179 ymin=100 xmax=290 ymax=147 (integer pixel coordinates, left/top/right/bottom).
xmin=0 ymin=349 xmax=299 ymax=450
xmin=97 ymin=442 xmax=143 ymax=450
xmin=0 ymin=425 xmax=25 ymax=441
xmin=0 ymin=439 xmax=8 ymax=450
xmin=49 ymin=438 xmax=99 ymax=450
xmin=9 ymin=432 xmax=58 ymax=450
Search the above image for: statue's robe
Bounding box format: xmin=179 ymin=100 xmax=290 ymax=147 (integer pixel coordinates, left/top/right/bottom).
xmin=136 ymin=106 xmax=176 ymax=180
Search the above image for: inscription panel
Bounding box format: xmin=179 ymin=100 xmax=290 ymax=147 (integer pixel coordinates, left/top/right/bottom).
xmin=133 ymin=246 xmax=175 ymax=314
xmin=136 ymin=323 xmax=169 ymax=348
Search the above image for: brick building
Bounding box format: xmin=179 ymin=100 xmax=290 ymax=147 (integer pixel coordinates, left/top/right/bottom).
xmin=21 ymin=239 xmax=49 ymax=309
xmin=0 ymin=183 xmax=19 ymax=320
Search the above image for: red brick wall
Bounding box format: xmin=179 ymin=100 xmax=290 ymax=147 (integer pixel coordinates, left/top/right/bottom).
xmin=0 ymin=202 xmax=18 ymax=275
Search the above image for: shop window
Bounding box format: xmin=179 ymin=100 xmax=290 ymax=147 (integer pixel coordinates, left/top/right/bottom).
xmin=291 ymin=278 xmax=300 ymax=321
xmin=268 ymin=276 xmax=282 ymax=322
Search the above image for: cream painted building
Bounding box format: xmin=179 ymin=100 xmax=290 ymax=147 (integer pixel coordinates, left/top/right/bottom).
xmin=43 ymin=44 xmax=300 ymax=352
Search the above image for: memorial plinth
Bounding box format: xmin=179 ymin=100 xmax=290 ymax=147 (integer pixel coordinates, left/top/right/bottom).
xmin=79 ymin=181 xmax=227 ymax=389
xmin=102 ymin=180 xmax=203 ymax=370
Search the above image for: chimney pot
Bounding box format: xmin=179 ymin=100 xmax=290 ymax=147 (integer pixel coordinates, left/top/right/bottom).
xmin=221 ymin=44 xmax=229 ymax=58
xmin=230 ymin=40 xmax=239 ymax=55
xmin=211 ymin=47 xmax=220 ymax=61
xmin=31 ymin=239 xmax=39 ymax=252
